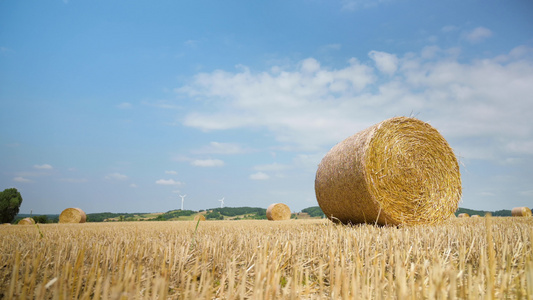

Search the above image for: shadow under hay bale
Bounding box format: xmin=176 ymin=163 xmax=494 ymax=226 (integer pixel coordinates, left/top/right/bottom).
xmin=266 ymin=203 xmax=291 ymax=221
xmin=59 ymin=208 xmax=87 ymax=223
xmin=18 ymin=217 xmax=35 ymax=225
xmin=315 ymin=117 xmax=462 ymax=226
xmin=511 ymin=207 xmax=532 ymax=217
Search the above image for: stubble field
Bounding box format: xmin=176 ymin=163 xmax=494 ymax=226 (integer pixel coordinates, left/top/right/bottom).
xmin=1 ymin=217 xmax=532 ymax=299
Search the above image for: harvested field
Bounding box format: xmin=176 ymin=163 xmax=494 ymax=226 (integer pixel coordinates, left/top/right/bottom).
xmin=1 ymin=217 xmax=532 ymax=299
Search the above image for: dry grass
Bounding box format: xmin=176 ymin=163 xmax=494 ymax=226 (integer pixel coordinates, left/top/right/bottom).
xmin=1 ymin=217 xmax=532 ymax=299
xmin=315 ymin=117 xmax=461 ymax=226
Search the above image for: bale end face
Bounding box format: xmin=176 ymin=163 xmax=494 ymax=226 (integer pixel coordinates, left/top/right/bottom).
xmin=266 ymin=203 xmax=291 ymax=221
xmin=315 ymin=117 xmax=462 ymax=226
xmin=59 ymin=208 xmax=87 ymax=223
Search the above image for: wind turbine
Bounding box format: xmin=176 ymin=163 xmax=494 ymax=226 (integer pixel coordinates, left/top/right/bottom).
xmin=218 ymin=197 xmax=225 ymax=208
xmin=179 ymin=195 xmax=186 ymax=210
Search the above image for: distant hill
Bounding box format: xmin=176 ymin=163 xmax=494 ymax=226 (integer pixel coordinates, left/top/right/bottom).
xmin=13 ymin=206 xmax=520 ymax=223
xmin=456 ymin=207 xmax=512 ymax=217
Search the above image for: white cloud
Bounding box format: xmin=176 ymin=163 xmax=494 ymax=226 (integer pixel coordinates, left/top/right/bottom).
xmin=190 ymin=159 xmax=225 ymax=167
xmin=250 ymin=172 xmax=270 ymax=180
xmin=254 ymin=163 xmax=290 ymax=172
xmin=129 ymin=183 xmax=138 ymax=188
xmin=34 ymin=164 xmax=53 ymax=169
xmin=59 ymin=178 xmax=88 ymax=183
xmin=463 ymin=27 xmax=493 ymax=43
xmin=104 ymin=173 xmax=128 ymax=180
xmin=177 ymin=57 xmax=376 ymax=151
xmin=176 ymin=46 xmax=533 ymax=161
xmin=193 ymin=142 xmax=250 ymax=155
xmin=165 ymin=170 xmax=178 ymax=175
xmin=340 ymin=0 xmax=391 ymax=11
xmin=117 ymin=102 xmax=132 ymax=109
xmin=155 ymin=179 xmax=183 ymax=186
xmin=368 ymin=50 xmax=398 ymax=75
xmin=441 ymin=25 xmax=458 ymax=33
xmin=13 ymin=176 xmax=31 ymax=182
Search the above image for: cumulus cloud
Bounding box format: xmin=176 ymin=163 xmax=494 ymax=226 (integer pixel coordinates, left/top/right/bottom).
xmin=193 ymin=142 xmax=250 ymax=154
xmin=34 ymin=164 xmax=53 ymax=169
xmin=13 ymin=176 xmax=31 ymax=182
xmin=250 ymin=172 xmax=270 ymax=180
xmin=155 ymin=179 xmax=183 ymax=185
xmin=104 ymin=173 xmax=128 ymax=180
xmin=59 ymin=178 xmax=88 ymax=183
xmin=254 ymin=163 xmax=290 ymax=172
xmin=117 ymin=102 xmax=132 ymax=109
xmin=190 ymin=159 xmax=225 ymax=167
xmin=368 ymin=50 xmax=398 ymax=75
xmin=463 ymin=27 xmax=493 ymax=43
xmin=176 ymin=46 xmax=533 ymax=161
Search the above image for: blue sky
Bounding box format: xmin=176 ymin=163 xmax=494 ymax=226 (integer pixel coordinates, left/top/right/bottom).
xmin=1 ymin=0 xmax=532 ymax=214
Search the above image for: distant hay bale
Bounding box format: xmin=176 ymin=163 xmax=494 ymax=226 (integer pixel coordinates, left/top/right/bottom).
xmin=59 ymin=208 xmax=87 ymax=223
xmin=458 ymin=213 xmax=470 ymax=218
xmin=18 ymin=217 xmax=35 ymax=225
xmin=266 ymin=203 xmax=291 ymax=221
xmin=2 ymin=223 xmax=12 ymax=225
xmin=511 ymin=207 xmax=532 ymax=217
xmin=194 ymin=214 xmax=206 ymax=221
xmin=471 ymin=215 xmax=481 ymax=218
xmin=315 ymin=117 xmax=462 ymax=226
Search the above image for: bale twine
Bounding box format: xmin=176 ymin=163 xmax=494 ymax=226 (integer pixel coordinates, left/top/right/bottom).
xmin=18 ymin=217 xmax=35 ymax=225
xmin=511 ymin=207 xmax=532 ymax=217
xmin=59 ymin=208 xmax=87 ymax=223
xmin=266 ymin=203 xmax=291 ymax=221
xmin=315 ymin=117 xmax=462 ymax=226
xmin=194 ymin=214 xmax=206 ymax=221
xmin=458 ymin=213 xmax=469 ymax=218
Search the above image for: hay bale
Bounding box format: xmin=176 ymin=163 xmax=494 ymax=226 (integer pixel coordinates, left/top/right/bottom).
xmin=59 ymin=208 xmax=87 ymax=223
xmin=315 ymin=117 xmax=462 ymax=226
xmin=511 ymin=207 xmax=532 ymax=217
xmin=2 ymin=223 xmax=12 ymax=225
xmin=471 ymin=215 xmax=480 ymax=218
xmin=266 ymin=203 xmax=291 ymax=221
xmin=458 ymin=213 xmax=469 ymax=218
xmin=194 ymin=214 xmax=206 ymax=221
xmin=18 ymin=217 xmax=35 ymax=225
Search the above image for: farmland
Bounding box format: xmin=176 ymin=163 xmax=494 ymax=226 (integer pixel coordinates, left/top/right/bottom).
xmin=1 ymin=217 xmax=532 ymax=299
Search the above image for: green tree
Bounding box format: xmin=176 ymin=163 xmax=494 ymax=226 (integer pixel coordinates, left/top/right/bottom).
xmin=0 ymin=188 xmax=23 ymax=223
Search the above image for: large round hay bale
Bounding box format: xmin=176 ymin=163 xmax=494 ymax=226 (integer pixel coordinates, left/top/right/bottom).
xmin=458 ymin=213 xmax=469 ymax=218
xmin=59 ymin=208 xmax=87 ymax=223
xmin=18 ymin=217 xmax=35 ymax=225
xmin=511 ymin=207 xmax=532 ymax=217
xmin=194 ymin=214 xmax=206 ymax=221
xmin=266 ymin=203 xmax=291 ymax=221
xmin=315 ymin=117 xmax=462 ymax=226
